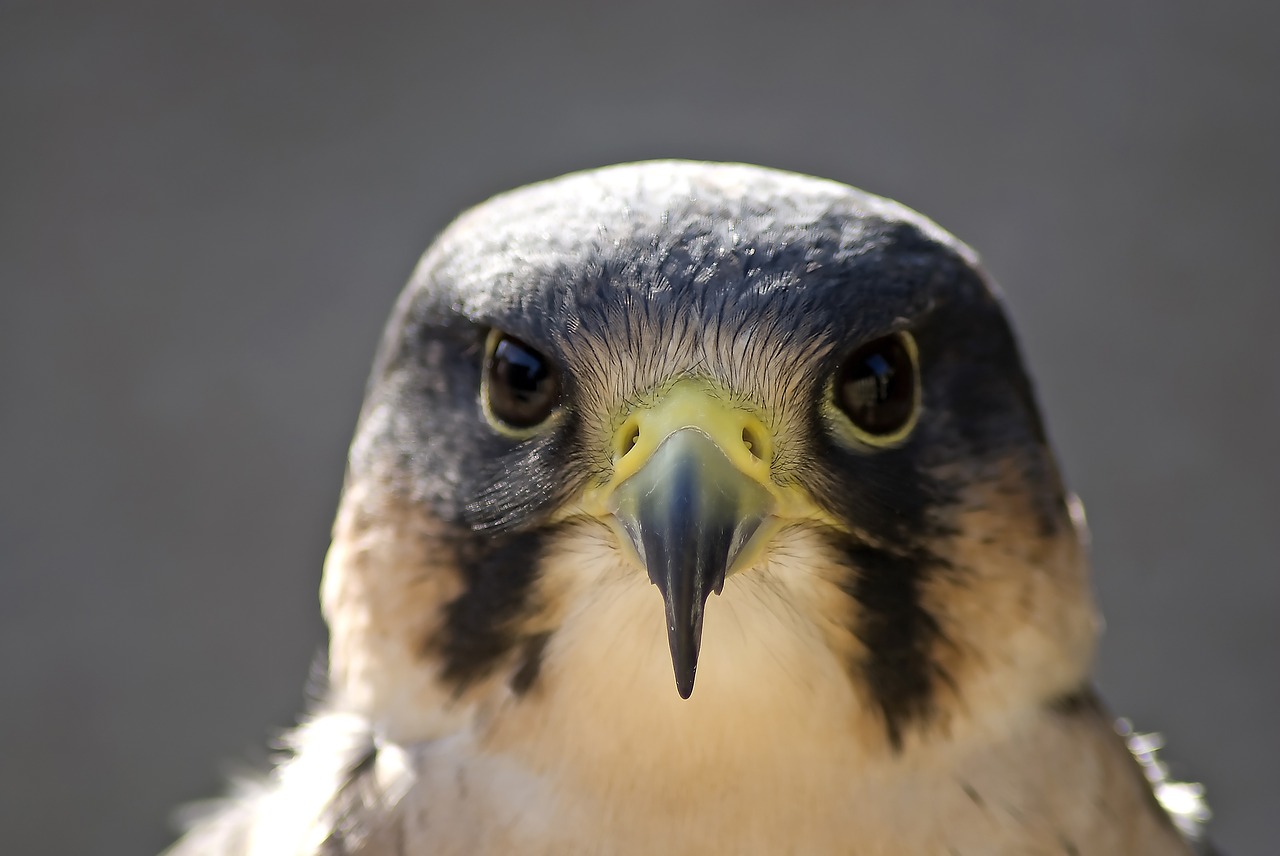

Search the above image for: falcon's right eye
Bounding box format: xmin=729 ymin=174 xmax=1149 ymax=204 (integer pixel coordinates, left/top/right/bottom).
xmin=482 ymin=331 xmax=561 ymax=432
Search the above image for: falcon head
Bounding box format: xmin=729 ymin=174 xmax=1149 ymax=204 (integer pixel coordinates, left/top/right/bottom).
xmin=323 ymin=161 xmax=1096 ymax=754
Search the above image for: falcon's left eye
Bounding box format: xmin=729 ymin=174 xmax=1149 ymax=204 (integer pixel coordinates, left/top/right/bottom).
xmin=833 ymin=331 xmax=920 ymax=446
xmin=482 ymin=331 xmax=561 ymax=432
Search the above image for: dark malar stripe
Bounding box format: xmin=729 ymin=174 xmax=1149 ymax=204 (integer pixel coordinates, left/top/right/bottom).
xmin=510 ymin=631 xmax=552 ymax=695
xmin=432 ymin=528 xmax=549 ymax=692
xmin=836 ymin=538 xmax=945 ymax=749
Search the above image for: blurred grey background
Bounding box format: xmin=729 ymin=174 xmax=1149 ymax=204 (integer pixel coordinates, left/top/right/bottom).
xmin=1 ymin=2 xmax=1275 ymax=854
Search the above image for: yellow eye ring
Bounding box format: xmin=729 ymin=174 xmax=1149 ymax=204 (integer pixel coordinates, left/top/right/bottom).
xmin=480 ymin=329 xmax=562 ymax=437
xmin=829 ymin=330 xmax=920 ymax=448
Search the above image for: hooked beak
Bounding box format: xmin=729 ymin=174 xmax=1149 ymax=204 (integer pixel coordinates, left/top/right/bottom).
xmin=584 ymin=381 xmax=780 ymax=698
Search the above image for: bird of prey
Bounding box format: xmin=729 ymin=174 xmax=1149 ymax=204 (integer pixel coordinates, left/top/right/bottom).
xmin=165 ymin=161 xmax=1213 ymax=855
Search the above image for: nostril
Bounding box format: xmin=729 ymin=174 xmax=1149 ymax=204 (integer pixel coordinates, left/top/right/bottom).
xmin=618 ymin=422 xmax=641 ymax=458
xmin=742 ymin=426 xmax=764 ymax=460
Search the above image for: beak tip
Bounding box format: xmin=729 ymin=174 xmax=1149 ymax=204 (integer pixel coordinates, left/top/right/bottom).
xmin=670 ymin=635 xmax=700 ymax=699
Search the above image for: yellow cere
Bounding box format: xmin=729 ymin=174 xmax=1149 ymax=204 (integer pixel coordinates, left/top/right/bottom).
xmin=577 ymin=379 xmax=840 ymax=568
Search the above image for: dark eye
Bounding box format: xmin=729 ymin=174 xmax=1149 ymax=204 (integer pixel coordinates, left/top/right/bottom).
xmin=484 ymin=332 xmax=561 ymax=430
xmin=835 ymin=332 xmax=919 ymax=443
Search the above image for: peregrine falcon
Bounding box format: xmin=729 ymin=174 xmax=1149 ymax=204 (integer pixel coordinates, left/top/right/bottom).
xmin=166 ymin=161 xmax=1213 ymax=855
